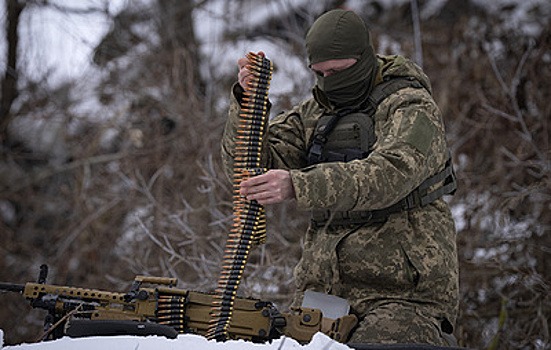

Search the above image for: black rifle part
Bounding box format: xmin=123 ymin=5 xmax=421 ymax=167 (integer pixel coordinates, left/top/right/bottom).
xmin=0 ymin=282 xmax=24 ymax=293
xmin=65 ymin=319 xmax=179 ymax=339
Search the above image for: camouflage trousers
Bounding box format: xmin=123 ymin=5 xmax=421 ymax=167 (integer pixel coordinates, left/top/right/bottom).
xmin=292 ymin=204 xmax=459 ymax=345
xmin=348 ymin=301 xmax=456 ymax=345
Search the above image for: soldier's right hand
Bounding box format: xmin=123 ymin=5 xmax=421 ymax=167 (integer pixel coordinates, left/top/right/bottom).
xmin=237 ymin=51 xmax=265 ymax=89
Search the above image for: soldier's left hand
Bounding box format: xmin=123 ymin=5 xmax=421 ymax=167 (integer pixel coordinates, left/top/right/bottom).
xmin=240 ymin=170 xmax=296 ymax=205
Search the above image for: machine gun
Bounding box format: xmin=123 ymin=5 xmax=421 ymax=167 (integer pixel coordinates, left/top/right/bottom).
xmin=0 ymin=265 xmax=357 ymax=344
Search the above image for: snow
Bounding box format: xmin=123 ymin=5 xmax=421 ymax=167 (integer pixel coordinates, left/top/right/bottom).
xmin=193 ymin=0 xmax=315 ymax=105
xmin=0 ymin=330 xmax=352 ymax=350
xmin=15 ymin=0 xmax=126 ymax=84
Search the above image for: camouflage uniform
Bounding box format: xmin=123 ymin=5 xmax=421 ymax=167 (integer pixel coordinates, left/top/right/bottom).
xmin=221 ymin=53 xmax=459 ymax=345
xmin=222 ymin=6 xmax=459 ymax=344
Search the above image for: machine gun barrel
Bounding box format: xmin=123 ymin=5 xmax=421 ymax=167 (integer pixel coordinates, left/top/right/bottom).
xmin=0 ymin=282 xmax=25 ymax=293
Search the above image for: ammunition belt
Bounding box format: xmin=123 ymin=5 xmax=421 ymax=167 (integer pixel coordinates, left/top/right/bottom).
xmin=207 ymin=52 xmax=273 ymax=341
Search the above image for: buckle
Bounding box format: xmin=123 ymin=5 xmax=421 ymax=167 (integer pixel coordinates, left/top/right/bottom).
xmin=360 ymin=211 xmax=373 ymax=221
xmin=404 ymin=191 xmax=421 ymax=210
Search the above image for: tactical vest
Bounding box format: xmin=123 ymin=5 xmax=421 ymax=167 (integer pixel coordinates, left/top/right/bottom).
xmin=307 ymin=77 xmax=457 ymax=227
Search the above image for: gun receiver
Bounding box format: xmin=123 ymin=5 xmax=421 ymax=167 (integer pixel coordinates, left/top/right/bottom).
xmin=0 ymin=265 xmax=356 ymax=344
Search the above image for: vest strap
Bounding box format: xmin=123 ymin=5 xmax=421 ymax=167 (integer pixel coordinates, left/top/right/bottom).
xmin=310 ymin=158 xmax=457 ymax=228
xmin=307 ymin=107 xmax=354 ymax=165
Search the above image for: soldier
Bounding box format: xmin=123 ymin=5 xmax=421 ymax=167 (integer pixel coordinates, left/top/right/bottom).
xmin=221 ymin=9 xmax=459 ymax=346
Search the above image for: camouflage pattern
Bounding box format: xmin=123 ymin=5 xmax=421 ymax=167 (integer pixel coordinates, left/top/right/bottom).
xmin=349 ymin=300 xmax=452 ymax=345
xmin=221 ymin=55 xmax=459 ymax=345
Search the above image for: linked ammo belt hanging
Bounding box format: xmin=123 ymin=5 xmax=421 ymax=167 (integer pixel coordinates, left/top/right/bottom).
xmin=206 ymin=52 xmax=273 ymax=341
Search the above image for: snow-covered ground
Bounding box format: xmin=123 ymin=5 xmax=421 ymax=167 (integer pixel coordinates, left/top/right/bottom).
xmin=1 ymin=329 xmax=351 ymax=350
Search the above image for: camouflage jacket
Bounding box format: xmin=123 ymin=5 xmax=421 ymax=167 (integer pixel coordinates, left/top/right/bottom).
xmin=222 ymin=55 xmax=449 ymax=209
xmin=221 ymin=55 xmax=459 ymax=328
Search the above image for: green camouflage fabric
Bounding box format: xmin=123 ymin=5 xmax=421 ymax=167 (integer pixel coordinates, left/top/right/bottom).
xmin=221 ymin=55 xmax=459 ymax=345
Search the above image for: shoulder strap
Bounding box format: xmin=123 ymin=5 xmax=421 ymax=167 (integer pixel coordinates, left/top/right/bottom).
xmin=363 ymin=76 xmax=424 ymax=116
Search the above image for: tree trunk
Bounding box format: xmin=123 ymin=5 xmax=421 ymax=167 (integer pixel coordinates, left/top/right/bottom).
xmin=0 ymin=0 xmax=25 ymax=144
xmin=157 ymin=0 xmax=205 ymax=99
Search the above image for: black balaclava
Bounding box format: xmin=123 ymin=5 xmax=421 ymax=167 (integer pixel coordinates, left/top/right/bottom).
xmin=305 ymin=9 xmax=378 ymax=110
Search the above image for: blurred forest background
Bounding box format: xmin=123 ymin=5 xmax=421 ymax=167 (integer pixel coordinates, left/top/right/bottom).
xmin=0 ymin=0 xmax=549 ymax=349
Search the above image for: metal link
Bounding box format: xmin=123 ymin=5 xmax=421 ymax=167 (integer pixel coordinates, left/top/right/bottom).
xmin=207 ymin=52 xmax=273 ymax=341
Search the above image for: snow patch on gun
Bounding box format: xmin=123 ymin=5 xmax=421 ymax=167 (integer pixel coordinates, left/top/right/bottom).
xmin=0 ymin=265 xmax=357 ymax=344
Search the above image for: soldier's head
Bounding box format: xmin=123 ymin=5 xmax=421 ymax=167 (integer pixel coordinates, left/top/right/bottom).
xmin=305 ymin=9 xmax=378 ymax=109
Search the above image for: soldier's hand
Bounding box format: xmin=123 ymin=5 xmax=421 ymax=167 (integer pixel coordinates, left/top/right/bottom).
xmin=240 ymin=169 xmax=295 ymax=205
xmin=237 ymin=51 xmax=265 ymax=89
